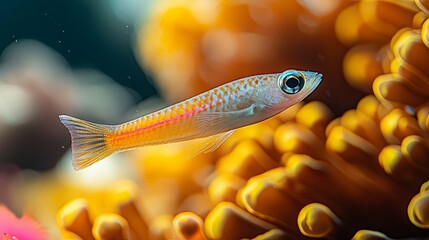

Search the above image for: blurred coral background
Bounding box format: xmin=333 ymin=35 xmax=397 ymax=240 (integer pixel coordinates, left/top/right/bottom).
xmin=1 ymin=0 xmax=429 ymax=239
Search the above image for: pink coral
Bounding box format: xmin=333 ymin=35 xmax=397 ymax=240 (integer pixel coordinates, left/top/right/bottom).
xmin=0 ymin=205 xmax=47 ymax=240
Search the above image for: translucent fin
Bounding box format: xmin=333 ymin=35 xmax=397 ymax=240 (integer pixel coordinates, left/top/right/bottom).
xmin=59 ymin=115 xmax=114 ymax=170
xmin=200 ymin=130 xmax=235 ymax=153
xmin=185 ymin=130 xmax=235 ymax=158
xmin=193 ymin=104 xmax=256 ymax=135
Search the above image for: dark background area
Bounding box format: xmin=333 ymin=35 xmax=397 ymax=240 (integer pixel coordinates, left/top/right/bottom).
xmin=0 ymin=0 xmax=157 ymax=100
xmin=0 ymin=0 xmax=158 ymax=171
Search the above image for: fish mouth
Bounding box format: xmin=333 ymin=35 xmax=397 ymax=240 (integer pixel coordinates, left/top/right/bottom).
xmin=314 ymin=73 xmax=323 ymax=85
xmin=306 ymin=71 xmax=323 ymax=92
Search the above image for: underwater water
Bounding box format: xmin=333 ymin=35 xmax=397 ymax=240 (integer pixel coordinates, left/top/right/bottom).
xmin=1 ymin=0 xmax=429 ymax=239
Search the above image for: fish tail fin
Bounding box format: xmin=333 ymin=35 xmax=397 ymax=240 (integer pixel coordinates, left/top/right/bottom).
xmin=59 ymin=115 xmax=114 ymax=170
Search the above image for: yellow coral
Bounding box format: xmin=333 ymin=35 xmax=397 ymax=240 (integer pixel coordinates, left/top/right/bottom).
xmin=53 ymin=99 xmax=429 ymax=239
xmin=408 ymin=181 xmax=429 ymax=229
xmin=201 ymin=96 xmax=429 ymax=238
xmin=56 ymin=180 xmax=149 ymax=240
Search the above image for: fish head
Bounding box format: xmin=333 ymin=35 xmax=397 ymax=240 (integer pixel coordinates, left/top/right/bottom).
xmin=257 ymin=69 xmax=322 ymax=112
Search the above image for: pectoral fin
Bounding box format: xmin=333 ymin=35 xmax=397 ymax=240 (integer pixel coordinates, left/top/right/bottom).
xmin=183 ymin=130 xmax=235 ymax=159
xmin=179 ymin=104 xmax=258 ymax=159
xmin=193 ymin=104 xmax=257 ymax=135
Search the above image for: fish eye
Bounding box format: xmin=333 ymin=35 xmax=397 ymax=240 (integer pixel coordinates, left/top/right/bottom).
xmin=278 ymin=72 xmax=305 ymax=94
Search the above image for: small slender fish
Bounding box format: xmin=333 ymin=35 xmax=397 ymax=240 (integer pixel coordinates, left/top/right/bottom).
xmin=60 ymin=69 xmax=322 ymax=170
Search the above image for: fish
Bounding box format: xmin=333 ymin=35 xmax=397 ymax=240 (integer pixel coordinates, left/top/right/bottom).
xmin=59 ymin=69 xmax=322 ymax=170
